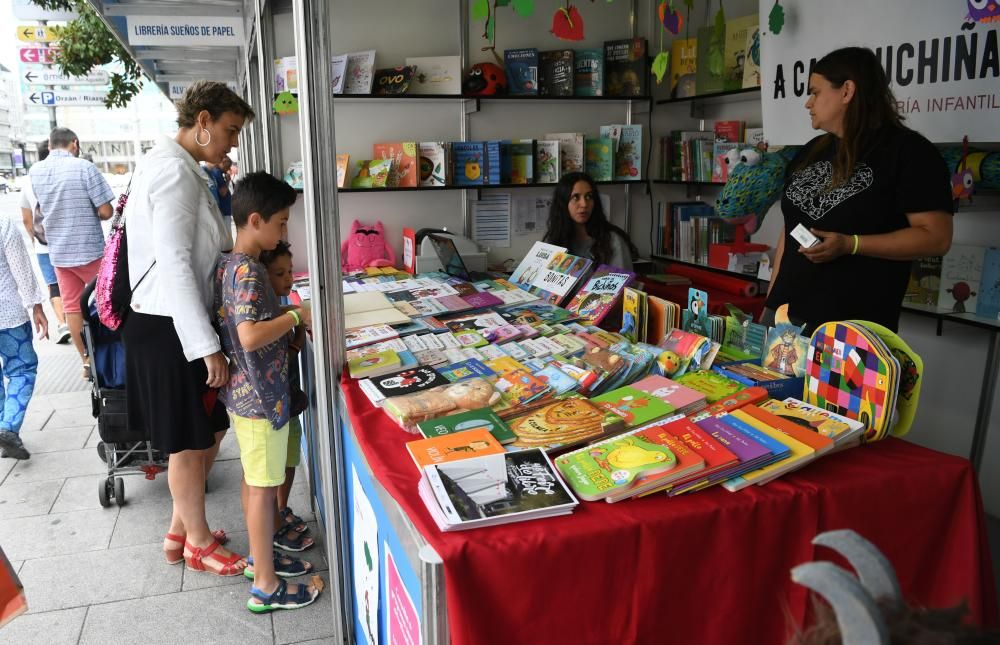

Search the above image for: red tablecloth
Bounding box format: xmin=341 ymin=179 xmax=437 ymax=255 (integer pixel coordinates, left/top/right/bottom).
xmin=342 ymin=377 xmax=998 ymax=645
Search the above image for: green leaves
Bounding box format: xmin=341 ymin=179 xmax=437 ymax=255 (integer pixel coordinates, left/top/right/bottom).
xmin=769 ymin=1 xmax=785 ymax=34
xmin=511 ymin=0 xmax=534 ymax=17
xmin=472 ymin=0 xmax=490 ymax=20
xmin=652 ymin=51 xmax=670 ymax=84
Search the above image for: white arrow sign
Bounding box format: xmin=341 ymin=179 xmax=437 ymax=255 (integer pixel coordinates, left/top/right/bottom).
xmin=26 ymin=90 xmax=108 ymax=106
xmin=23 ymin=69 xmax=109 ymax=86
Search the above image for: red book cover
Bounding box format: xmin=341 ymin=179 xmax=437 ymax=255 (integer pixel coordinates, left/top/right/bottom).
xmin=713 ymin=120 xmax=744 ymax=143
xmin=699 ymin=386 xmax=769 ymax=417
xmin=603 ymin=420 xmax=707 ymax=502
xmin=372 ymin=142 xmax=418 ymax=187
xmin=402 ymin=227 xmax=417 ymax=274
xmin=737 ymin=406 xmax=835 ymax=456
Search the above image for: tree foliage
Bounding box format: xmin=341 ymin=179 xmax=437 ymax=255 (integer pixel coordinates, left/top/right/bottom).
xmin=29 ymin=0 xmax=145 ymax=108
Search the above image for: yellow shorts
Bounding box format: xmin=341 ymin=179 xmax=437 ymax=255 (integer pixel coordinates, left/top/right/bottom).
xmin=286 ymin=416 xmax=302 ymax=469
xmin=230 ymin=413 xmax=288 ymax=488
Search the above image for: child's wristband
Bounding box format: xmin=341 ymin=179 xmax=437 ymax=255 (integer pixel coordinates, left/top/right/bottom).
xmin=851 ymin=234 xmax=860 ymax=255
xmin=286 ymin=309 xmax=302 ymax=327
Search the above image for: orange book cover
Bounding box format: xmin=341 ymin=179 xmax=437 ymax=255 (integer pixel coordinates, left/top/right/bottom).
xmin=738 ymin=406 xmax=835 ymax=456
xmin=405 ymin=427 xmax=505 ymax=471
xmin=372 ymin=142 xmax=418 ymax=187
xmin=336 ymin=153 xmax=350 ymax=188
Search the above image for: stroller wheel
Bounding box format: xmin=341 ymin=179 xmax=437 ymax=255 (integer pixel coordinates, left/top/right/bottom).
xmin=97 ymin=443 xmax=107 ymax=464
xmin=98 ymin=478 xmax=112 ymax=508
xmin=114 ymin=477 xmax=126 ymax=507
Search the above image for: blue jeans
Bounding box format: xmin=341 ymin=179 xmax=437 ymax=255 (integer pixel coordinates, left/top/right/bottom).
xmin=36 ymin=252 xmax=58 ymax=286
xmin=0 ymin=322 xmax=38 ymax=434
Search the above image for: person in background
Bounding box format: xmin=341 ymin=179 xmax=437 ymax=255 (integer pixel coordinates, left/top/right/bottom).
xmin=122 ymin=81 xmax=251 ymax=576
xmin=203 ymin=156 xmax=233 ymax=230
xmin=29 ymin=128 xmax=115 ymax=376
xmin=19 ymin=140 xmax=70 ymax=345
xmin=258 ymin=241 xmax=313 ymax=544
xmin=764 ymin=46 xmax=953 ymax=333
xmin=215 ymin=172 xmax=319 ymax=612
xmin=542 ymin=171 xmax=637 ymax=269
xmin=0 ymin=211 xmax=49 ymax=460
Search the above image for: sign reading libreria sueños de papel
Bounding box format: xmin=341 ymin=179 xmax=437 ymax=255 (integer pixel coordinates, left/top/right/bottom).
xmin=125 ymin=16 xmax=244 ymax=47
xmin=760 ymin=0 xmax=999 ymax=144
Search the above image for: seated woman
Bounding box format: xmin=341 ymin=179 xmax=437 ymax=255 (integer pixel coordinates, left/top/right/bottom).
xmin=542 ymin=172 xmax=637 ymax=269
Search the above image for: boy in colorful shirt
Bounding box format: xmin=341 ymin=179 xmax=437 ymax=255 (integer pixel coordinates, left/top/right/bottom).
xmin=214 ymin=172 xmax=320 ymax=613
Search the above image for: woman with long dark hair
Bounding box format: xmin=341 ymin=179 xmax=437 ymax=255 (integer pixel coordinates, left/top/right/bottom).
xmin=542 ymin=172 xmax=637 ymax=269
xmin=765 ymin=47 xmax=953 ymax=333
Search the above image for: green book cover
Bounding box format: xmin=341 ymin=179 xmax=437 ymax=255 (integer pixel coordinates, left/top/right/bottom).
xmin=554 ymin=428 xmax=677 ymax=501
xmin=585 ymin=137 xmax=614 ymax=182
xmin=415 ymin=407 xmax=516 ymax=445
xmin=695 ymin=25 xmax=725 ymax=96
xmin=675 ymin=370 xmax=745 ymax=403
xmin=590 ymin=386 xmax=677 ymax=428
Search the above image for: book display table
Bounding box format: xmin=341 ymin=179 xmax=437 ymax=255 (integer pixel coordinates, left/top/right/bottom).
xmin=339 ymin=376 xmax=998 ymax=645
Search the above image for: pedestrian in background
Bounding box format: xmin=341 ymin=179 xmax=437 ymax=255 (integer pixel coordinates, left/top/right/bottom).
xmin=203 ymin=156 xmax=233 ymax=230
xmin=19 ymin=140 xmax=71 ymax=345
xmin=0 ymin=212 xmax=49 ymax=460
xmin=29 ymin=128 xmax=115 ymax=377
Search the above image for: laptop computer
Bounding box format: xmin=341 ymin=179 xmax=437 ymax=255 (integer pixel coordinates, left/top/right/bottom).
xmin=427 ymin=234 xmax=492 ymax=281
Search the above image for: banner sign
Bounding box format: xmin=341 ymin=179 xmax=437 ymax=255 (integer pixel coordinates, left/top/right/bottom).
xmin=125 ymin=16 xmax=244 ymax=47
xmin=13 ymin=0 xmax=77 ymax=21
xmin=15 ymin=25 xmax=60 ymax=43
xmin=761 ymin=0 xmax=1000 ymax=144
xmin=25 ymin=90 xmax=108 ymax=107
xmin=23 ymin=69 xmax=109 ymax=86
xmin=18 ymin=47 xmax=57 ymax=65
xmin=169 ymin=80 xmax=239 ymax=100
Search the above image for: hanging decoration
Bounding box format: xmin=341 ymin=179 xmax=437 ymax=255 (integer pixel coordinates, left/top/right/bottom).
xmin=707 ymin=1 xmax=726 ymax=78
xmin=659 ymin=0 xmax=683 ymax=34
xmin=473 ymin=0 xmax=535 ymax=55
xmin=272 ymin=91 xmax=298 ymax=115
xmin=768 ymin=0 xmax=785 ymax=35
xmin=950 ymin=136 xmax=976 ymax=208
xmin=651 ymin=1 xmax=671 ymax=84
xmin=551 ymin=3 xmax=586 ymax=40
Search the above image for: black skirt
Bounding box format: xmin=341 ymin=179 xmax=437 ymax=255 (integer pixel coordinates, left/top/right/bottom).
xmin=121 ymin=311 xmax=229 ymax=454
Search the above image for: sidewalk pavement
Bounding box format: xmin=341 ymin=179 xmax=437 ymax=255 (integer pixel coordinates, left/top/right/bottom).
xmin=0 ymin=339 xmax=336 ymax=645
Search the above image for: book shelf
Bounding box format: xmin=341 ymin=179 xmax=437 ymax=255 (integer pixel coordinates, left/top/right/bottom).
xmin=656 ymin=86 xmax=761 ymax=107
xmin=650 ymin=254 xmax=768 ymax=283
xmin=651 ymin=179 xmax=725 ymax=187
xmin=298 ymin=179 xmax=646 ymax=194
xmin=274 ymin=93 xmax=652 ymax=104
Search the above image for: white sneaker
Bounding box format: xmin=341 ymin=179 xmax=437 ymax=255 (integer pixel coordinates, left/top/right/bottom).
xmin=56 ymin=324 xmax=71 ymax=344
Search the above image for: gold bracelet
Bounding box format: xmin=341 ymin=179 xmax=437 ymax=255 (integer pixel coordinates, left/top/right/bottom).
xmin=851 ymin=234 xmax=860 ymax=255
xmin=286 ymin=309 xmax=301 ymax=326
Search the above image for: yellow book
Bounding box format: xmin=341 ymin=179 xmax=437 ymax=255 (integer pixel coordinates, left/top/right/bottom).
xmin=669 ymin=37 xmax=697 ymax=98
xmin=723 ymin=14 xmax=758 ymax=91
xmin=722 ymin=410 xmax=815 ymax=490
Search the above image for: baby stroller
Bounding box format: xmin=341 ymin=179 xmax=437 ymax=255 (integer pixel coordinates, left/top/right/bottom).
xmin=80 ymin=280 xmax=167 ymax=507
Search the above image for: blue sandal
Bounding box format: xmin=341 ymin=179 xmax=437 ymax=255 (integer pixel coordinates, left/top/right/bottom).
xmin=273 ymin=523 xmax=314 ymax=552
xmin=247 ymin=578 xmax=320 ymax=613
xmin=244 ymin=553 xmax=314 ymax=580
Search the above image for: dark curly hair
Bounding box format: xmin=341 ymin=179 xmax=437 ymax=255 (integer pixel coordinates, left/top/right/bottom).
xmin=260 ymin=240 xmax=293 ymax=267
xmin=175 ymin=80 xmax=254 ymax=129
xmin=542 ymin=172 xmax=636 ymax=266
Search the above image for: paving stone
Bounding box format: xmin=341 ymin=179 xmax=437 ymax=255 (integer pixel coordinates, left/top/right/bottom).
xmin=0 ymin=508 xmax=117 ymax=561
xmin=0 ymin=607 xmax=86 ymax=645
xmin=32 ymin=390 xmax=92 ymax=411
xmin=84 ymin=426 xmax=101 ymax=449
xmin=0 ymin=478 xmax=63 ymax=519
xmin=206 ymin=458 xmax=246 ymax=492
xmin=18 ymin=424 xmax=93 ymax=453
xmin=16 ymin=407 xmax=53 ymax=433
xmin=216 ymin=432 xmax=242 ymax=461
xmin=51 ymin=471 xmax=170 ymax=514
xmin=273 ymin=586 xmax=337 ymax=645
xmin=18 ymin=543 xmax=183 ymax=614
xmin=4 ymin=448 xmax=106 ymax=485
xmin=0 ymin=456 xmax=15 ymax=485
xmin=45 ymin=405 xmax=100 ymax=430
xmin=78 ymin=584 xmax=275 ymax=645
xmin=285 ymin=640 xmax=338 ymax=645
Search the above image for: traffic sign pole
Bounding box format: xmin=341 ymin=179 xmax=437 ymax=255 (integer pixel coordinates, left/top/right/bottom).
xmin=41 ymin=19 xmax=56 ymax=131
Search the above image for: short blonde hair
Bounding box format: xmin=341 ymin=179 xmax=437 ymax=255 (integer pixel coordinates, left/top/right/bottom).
xmin=175 ymin=80 xmax=254 ymax=129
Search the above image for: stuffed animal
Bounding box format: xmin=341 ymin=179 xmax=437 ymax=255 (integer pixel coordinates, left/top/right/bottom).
xmin=341 ymin=220 xmax=395 ymax=272
xmin=715 ymin=145 xmax=800 ymax=234
xmin=463 ymin=62 xmax=507 ymax=96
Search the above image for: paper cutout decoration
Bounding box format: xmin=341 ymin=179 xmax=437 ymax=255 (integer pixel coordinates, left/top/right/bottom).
xmin=551 ymin=5 xmax=585 ymax=40
xmin=951 ymin=135 xmax=975 ymax=208
xmin=659 ymin=0 xmax=684 ymax=34
xmin=769 ymin=0 xmax=785 ymax=34
xmin=272 ymin=91 xmax=298 ymax=115
xmin=707 ymin=4 xmax=726 ymax=77
xmin=652 ymin=51 xmax=670 ymax=84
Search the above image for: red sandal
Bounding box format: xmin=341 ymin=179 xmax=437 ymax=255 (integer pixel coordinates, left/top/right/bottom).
xmin=183 ymin=539 xmax=246 ymax=577
xmin=164 ymin=529 xmax=229 ymax=565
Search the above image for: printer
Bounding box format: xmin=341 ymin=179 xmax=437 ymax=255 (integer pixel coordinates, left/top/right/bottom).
xmin=414 ymin=228 xmax=488 ymax=274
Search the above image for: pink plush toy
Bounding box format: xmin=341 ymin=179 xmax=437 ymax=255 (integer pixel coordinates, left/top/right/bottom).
xmin=341 ymin=219 xmax=395 ymax=272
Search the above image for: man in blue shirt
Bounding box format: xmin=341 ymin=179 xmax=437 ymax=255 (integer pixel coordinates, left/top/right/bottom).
xmin=29 ymin=128 xmax=115 ymax=376
xmin=204 ymin=157 xmax=233 ymax=229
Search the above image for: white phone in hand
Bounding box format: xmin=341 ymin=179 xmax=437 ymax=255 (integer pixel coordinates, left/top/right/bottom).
xmin=791 ymin=223 xmax=820 ymax=249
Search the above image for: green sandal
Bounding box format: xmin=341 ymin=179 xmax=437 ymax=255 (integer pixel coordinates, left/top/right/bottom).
xmin=247 ymin=578 xmax=319 ymax=613
xmin=244 ymin=553 xmax=314 ymax=579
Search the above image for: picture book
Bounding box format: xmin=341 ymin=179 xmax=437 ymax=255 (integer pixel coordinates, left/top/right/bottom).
xmin=273 ymin=56 xmax=297 ymax=93
xmin=406 ymin=428 xmax=506 ymax=471
xmin=674 ymin=370 xmax=745 ymax=403
xmin=711 ymin=142 xmax=739 ymax=183
xmin=345 ymin=324 xmax=399 ymax=350
xmin=629 ymin=375 xmax=707 ymax=416
xmin=343 ymin=49 xmax=376 ymax=94
xmin=937 ymin=244 xmax=985 ymax=314
xmin=462 ymin=290 xmax=504 ymax=309
xmin=509 ymin=139 xmax=534 ymax=184
xmin=613 ymin=124 xmax=643 ymax=180
xmin=742 ymin=25 xmax=761 ymax=88
xmin=762 ymin=323 xmax=809 ymax=377
xmin=536 ymin=140 xmax=561 ymax=183
xmin=419 ymin=448 xmax=578 ymax=531
xmin=418 ymin=142 xmax=448 ymax=187
xmin=694 ymin=415 xmax=773 ymax=472
xmin=372 ymin=366 xmax=450 ymax=398
xmin=452 ymin=141 xmax=487 ymax=186
xmin=669 ymin=37 xmax=697 ymax=98
xmin=436 ymin=358 xmax=496 ymax=382
xmin=603 ymin=37 xmax=648 ymax=97
xmin=544 ymin=132 xmax=585 ymax=176
xmin=717 ymin=304 xmax=767 ymax=362
xmin=484 ymin=139 xmax=502 ymax=185
xmin=372 ymin=142 xmax=418 ymax=188
xmin=591 ymin=386 xmax=678 ymax=428
xmin=372 ymin=66 xmax=416 ymax=95
xmin=528 ymin=252 xmax=593 ymax=306
xmin=736 ymin=407 xmax=835 ymax=456
xmin=535 ymin=365 xmax=580 ymax=396
xmin=574 ymin=48 xmax=603 ymax=96
xmin=351 ymin=158 xmax=392 ymax=188
xmin=336 ymin=153 xmax=350 ymax=188
xmin=348 ymin=350 xmax=402 ymax=379
xmin=565 ymin=264 xmax=637 ymax=325
xmin=494 ymin=369 xmax=552 ymax=406
xmin=758 ymin=398 xmax=864 ymax=444
xmin=620 ymin=287 xmax=646 ymax=343
xmin=554 ymin=424 xmax=678 ymax=501
xmin=694 ymin=26 xmax=725 ymax=96
xmin=700 ymin=386 xmax=769 ymax=417
xmin=506 ymin=396 xmax=625 ymax=450
xmin=585 ymin=137 xmax=614 ymax=182
xmin=504 ymin=47 xmax=539 ymax=95
xmin=720 ymin=414 xmax=812 ymax=490
xmin=330 ymin=54 xmax=347 ymax=94
xmin=723 ymin=14 xmax=758 ymax=91
xmin=538 ymin=49 xmax=574 ymax=96
xmin=405 ymin=55 xmax=461 ymax=95
xmin=343 ymin=291 xmax=411 ymax=329
xmin=624 ymin=418 xmax=730 ymax=500
xmin=977 ymin=248 xmax=1000 ymax=320
xmin=416 ymin=407 xmax=515 ymax=444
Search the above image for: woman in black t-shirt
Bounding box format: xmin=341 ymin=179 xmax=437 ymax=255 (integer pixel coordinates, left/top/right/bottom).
xmin=765 ymin=47 xmax=953 ymax=333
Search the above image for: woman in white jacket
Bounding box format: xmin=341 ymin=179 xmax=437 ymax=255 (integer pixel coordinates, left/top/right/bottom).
xmin=123 ymin=81 xmax=251 ymax=576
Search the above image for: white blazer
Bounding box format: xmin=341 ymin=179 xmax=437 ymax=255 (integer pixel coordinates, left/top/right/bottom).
xmin=127 ymin=135 xmax=233 ymax=361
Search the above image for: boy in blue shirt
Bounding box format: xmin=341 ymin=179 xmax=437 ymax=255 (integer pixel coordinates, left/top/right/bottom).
xmin=214 ymin=172 xmax=319 ymax=613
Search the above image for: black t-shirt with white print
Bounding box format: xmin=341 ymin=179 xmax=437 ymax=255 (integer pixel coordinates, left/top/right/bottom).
xmin=765 ymin=126 xmax=953 ymax=332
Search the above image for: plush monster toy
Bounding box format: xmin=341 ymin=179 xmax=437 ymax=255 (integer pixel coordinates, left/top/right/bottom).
xmin=341 ymin=220 xmax=395 ymax=272
xmin=714 ymin=145 xmax=800 ymax=235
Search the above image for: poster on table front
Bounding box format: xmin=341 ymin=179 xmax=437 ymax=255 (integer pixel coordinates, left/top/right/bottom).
xmin=385 ymin=545 xmax=421 ymax=645
xmin=352 ymin=466 xmax=380 ymax=645
xmin=760 ymin=0 xmax=999 ymax=144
